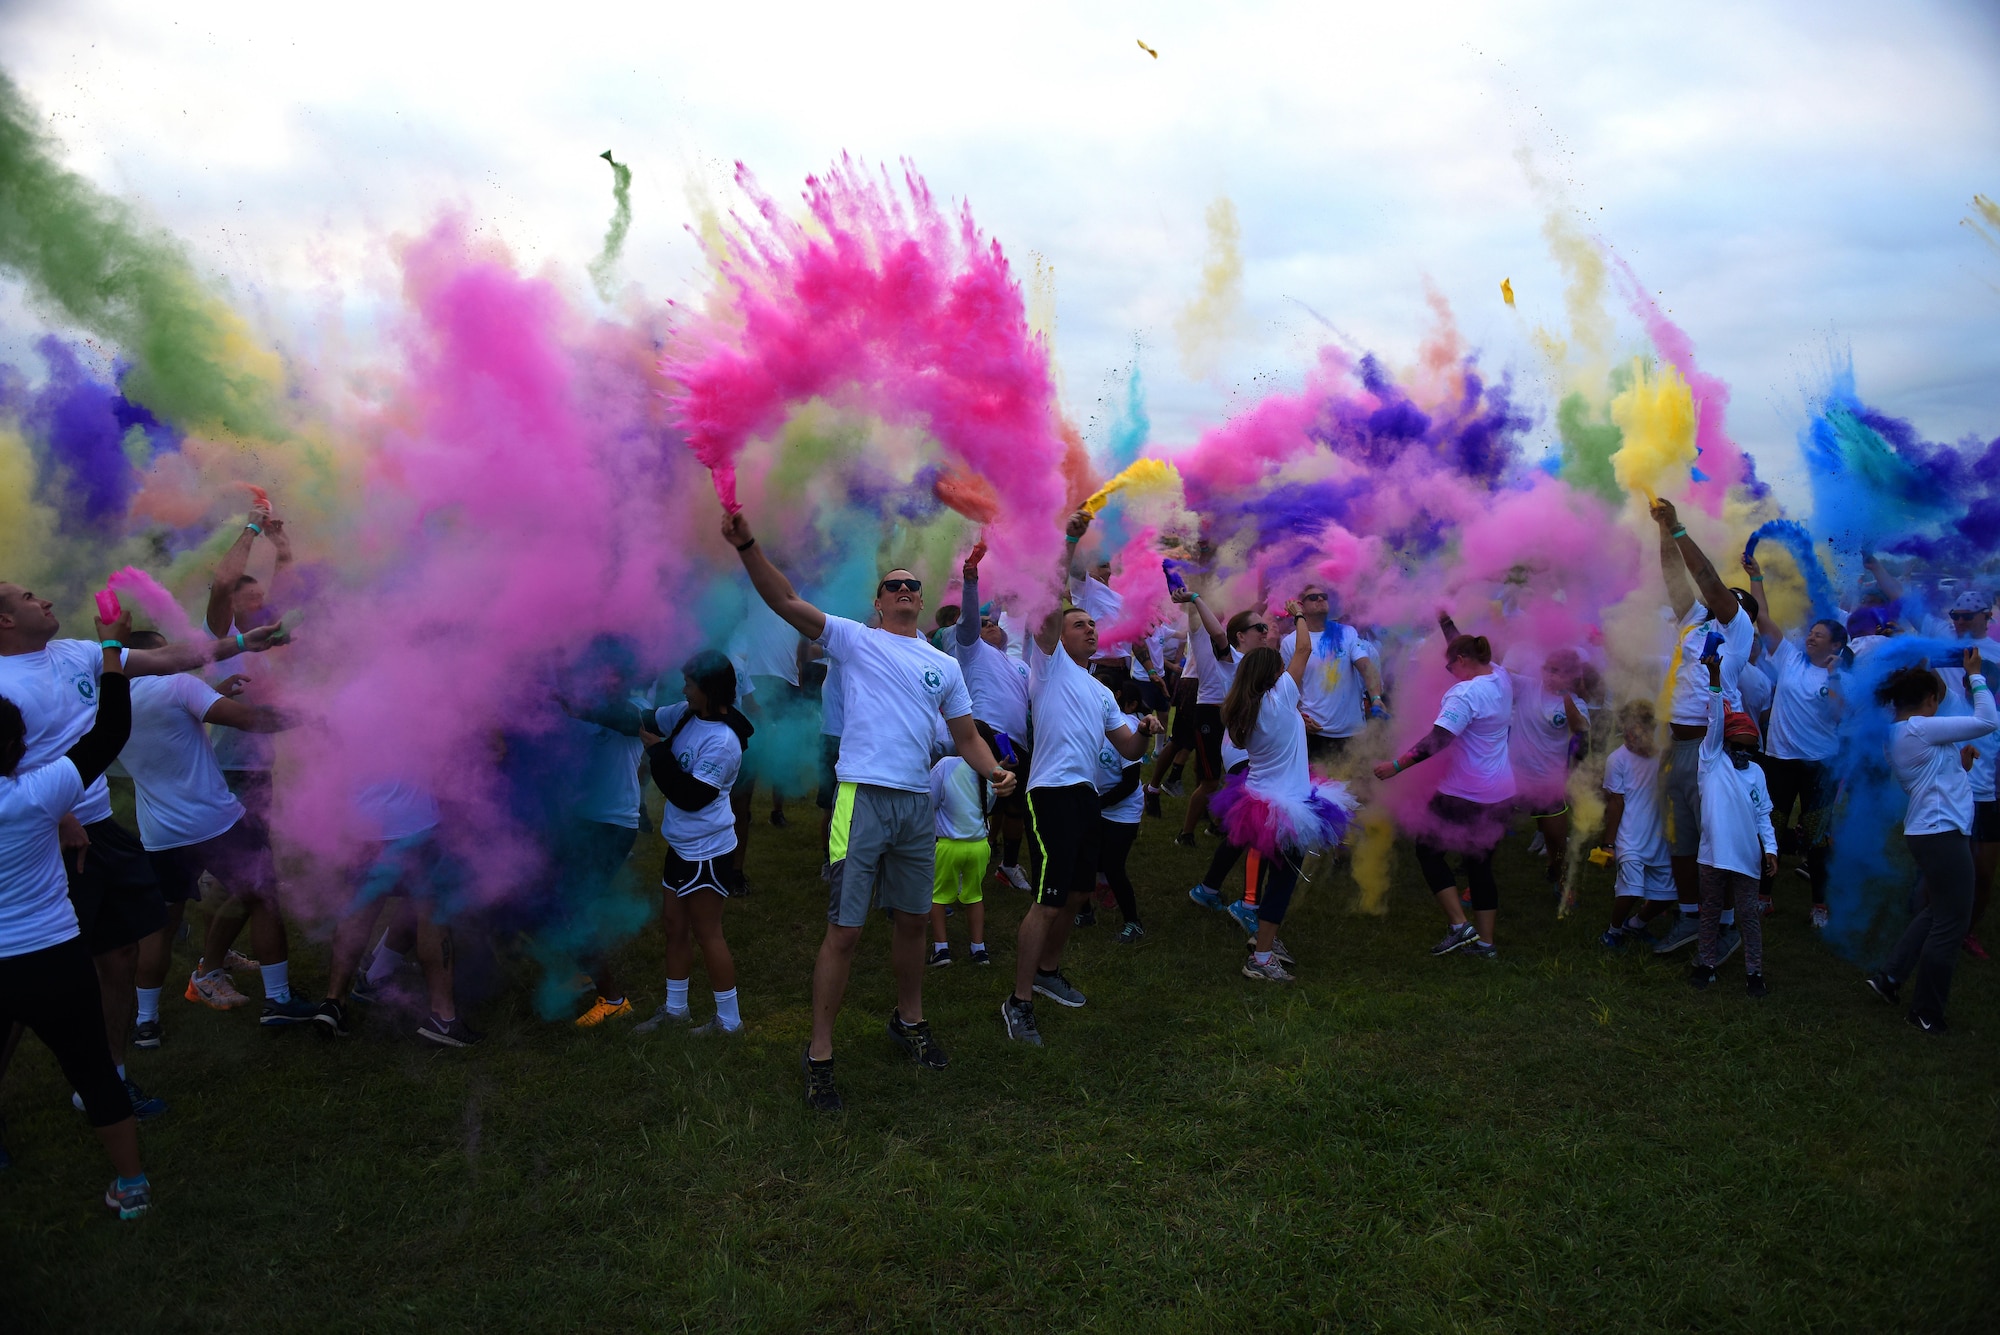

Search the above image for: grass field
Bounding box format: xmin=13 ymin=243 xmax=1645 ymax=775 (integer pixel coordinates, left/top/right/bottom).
xmin=3 ymin=790 xmax=1996 ymax=1333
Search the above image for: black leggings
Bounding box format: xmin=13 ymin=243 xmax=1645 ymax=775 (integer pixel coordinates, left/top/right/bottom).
xmin=1097 ymin=819 xmax=1140 ymax=925
xmin=1888 ymin=831 xmax=1974 ymax=1019
xmin=1412 ymin=793 xmax=1503 ymax=912
xmin=1758 ymin=756 xmax=1832 ymax=904
xmin=1256 ymin=855 xmax=1301 ymax=926
xmin=0 ymin=935 xmax=129 ymax=1127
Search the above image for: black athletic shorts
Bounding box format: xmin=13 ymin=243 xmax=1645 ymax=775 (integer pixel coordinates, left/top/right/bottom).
xmin=65 ymin=817 xmax=167 ymax=955
xmin=149 ymin=814 xmax=278 ymax=904
xmin=1027 ymin=783 xmax=1101 ymax=907
xmin=1305 ymin=733 xmax=1350 ymax=769
xmin=663 ymin=848 xmax=738 ymax=898
xmin=1169 ymin=676 xmax=1200 ymax=749
xmin=1193 ymin=703 xmax=1225 ymax=782
xmin=1137 ymin=679 xmax=1172 ymax=714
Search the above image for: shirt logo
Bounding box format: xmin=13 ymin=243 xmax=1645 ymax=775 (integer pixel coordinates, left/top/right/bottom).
xmin=1099 ymin=747 xmax=1117 ymax=770
xmin=1550 ymin=711 xmax=1567 ymax=729
xmin=922 ymin=668 xmax=943 ymax=693
xmin=74 ymin=675 xmax=95 ymax=702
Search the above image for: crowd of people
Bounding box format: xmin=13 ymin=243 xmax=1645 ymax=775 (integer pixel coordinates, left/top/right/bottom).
xmin=1 ymin=490 xmax=1993 ymax=1219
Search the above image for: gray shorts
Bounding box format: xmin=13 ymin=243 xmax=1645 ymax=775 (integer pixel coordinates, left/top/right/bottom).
xmin=1663 ymin=737 xmax=1702 ymax=859
xmin=826 ymin=782 xmax=934 ymax=927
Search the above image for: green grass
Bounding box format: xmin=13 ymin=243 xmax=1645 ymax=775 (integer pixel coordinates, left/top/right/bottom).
xmin=3 ymin=794 xmax=1996 ymax=1333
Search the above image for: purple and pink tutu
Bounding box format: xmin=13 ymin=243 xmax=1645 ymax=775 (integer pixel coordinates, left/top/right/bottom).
xmin=1209 ymin=773 xmax=1358 ymax=859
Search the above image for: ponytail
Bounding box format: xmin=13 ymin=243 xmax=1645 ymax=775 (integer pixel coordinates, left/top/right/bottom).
xmin=1222 ymin=647 xmax=1285 ymax=747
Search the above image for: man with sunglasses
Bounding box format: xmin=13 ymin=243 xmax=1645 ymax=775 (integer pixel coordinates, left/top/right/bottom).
xmin=722 ymin=512 xmax=1015 ymax=1113
xmin=1277 ymin=584 xmax=1387 ymax=771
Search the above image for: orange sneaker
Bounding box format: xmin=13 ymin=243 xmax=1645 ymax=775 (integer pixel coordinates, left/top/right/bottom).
xmin=185 ymin=968 xmax=251 ymax=1010
xmin=574 ymin=996 xmax=633 ymax=1028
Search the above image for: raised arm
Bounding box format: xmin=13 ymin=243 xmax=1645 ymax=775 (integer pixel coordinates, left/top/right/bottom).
xmin=1862 ymin=552 xmax=1902 ymax=603
xmin=124 ymin=623 xmax=282 ymax=678
xmin=956 ymin=559 xmax=982 ymax=649
xmin=205 ymin=501 xmax=271 ymax=636
xmin=1654 ymin=498 xmax=1735 ymax=625
xmin=721 ymin=512 xmax=826 ymax=642
xmin=945 ymin=713 xmax=1017 ymax=797
xmin=1174 ymin=585 xmax=1227 ymax=656
xmin=1283 ymin=600 xmax=1310 ymax=687
xmin=1063 ymin=509 xmax=1092 ymax=583
xmin=1700 ymin=650 xmax=1726 ymax=763
xmin=1740 ymin=553 xmax=1782 ymax=650
xmin=1652 ymin=505 xmax=1697 ymax=620
xmin=262 ymin=513 xmax=295 ymax=614
xmin=66 ymin=628 xmax=131 ymax=787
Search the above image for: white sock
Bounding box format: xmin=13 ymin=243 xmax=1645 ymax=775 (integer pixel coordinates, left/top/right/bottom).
xmin=1254 ymin=950 xmax=1273 ymax=966
xmin=1720 ymin=909 xmax=1736 ymax=927
xmin=666 ymin=977 xmax=690 ymax=1015
xmin=971 ymin=940 xmax=985 ymax=952
xmin=261 ymin=960 xmax=291 ymax=1003
xmin=714 ymin=987 xmax=741 ymax=1030
xmin=365 ymin=947 xmax=404 ymax=984
xmin=1679 ymin=904 xmax=1699 ymax=919
xmin=136 ymin=987 xmax=162 ymax=1024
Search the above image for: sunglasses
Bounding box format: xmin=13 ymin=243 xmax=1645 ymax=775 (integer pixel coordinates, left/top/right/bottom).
xmin=878 ymin=578 xmax=922 ymax=594
xmin=981 ymin=618 xmax=997 ymax=627
xmin=1301 ymin=592 xmax=1329 ymax=602
xmin=1246 ymin=622 xmax=1270 ymax=635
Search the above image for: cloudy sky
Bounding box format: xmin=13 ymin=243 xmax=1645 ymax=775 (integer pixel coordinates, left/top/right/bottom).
xmin=3 ymin=0 xmax=1996 ymax=502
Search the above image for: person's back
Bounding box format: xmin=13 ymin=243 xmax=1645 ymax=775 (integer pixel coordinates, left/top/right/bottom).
xmin=1436 ymin=670 xmax=1515 ymax=805
xmin=123 ymin=675 xmax=243 ymax=852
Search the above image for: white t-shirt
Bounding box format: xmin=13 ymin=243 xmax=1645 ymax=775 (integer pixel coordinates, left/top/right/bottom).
xmin=1603 ymin=745 xmax=1668 ymax=866
xmin=819 ymin=656 xmax=845 ymax=738
xmin=353 ymin=781 xmax=440 ymax=842
xmin=0 ymin=756 xmax=85 ymax=957
xmin=0 ymin=640 xmax=125 ymax=825
xmin=566 ymin=712 xmax=645 ymax=830
xmin=1070 ymin=575 xmax=1128 ymax=662
xmin=1190 ymin=624 xmax=1238 ymax=706
xmin=1697 ymin=689 xmax=1779 ymax=877
xmin=205 ymin=619 xmax=274 ymax=772
xmin=1938 ymin=667 xmax=2000 ymax=803
xmin=654 ymin=703 xmax=743 ymax=859
xmin=1508 ymin=673 xmax=1586 ymax=793
xmin=728 ymin=601 xmax=805 ymax=686
xmin=1279 ymin=624 xmax=1374 ymax=736
xmin=1668 ymin=604 xmax=1754 ymax=726
xmin=930 ymin=756 xmax=994 ymax=841
xmin=1738 ymin=654 xmax=1775 ymax=717
xmin=1094 ymin=711 xmax=1147 ymax=824
xmin=1243 ymin=673 xmax=1311 ymax=803
xmin=1890 ymin=686 xmax=1999 ymax=836
xmin=1766 ymin=639 xmax=1839 ymax=762
xmin=1433 ymin=671 xmax=1516 ymax=805
xmin=1026 ymin=639 xmax=1125 ymax=790
xmin=820 ymin=616 xmax=974 ymax=793
xmin=123 ymin=675 xmax=245 ymax=850
xmin=952 ymin=634 xmax=1030 ymax=740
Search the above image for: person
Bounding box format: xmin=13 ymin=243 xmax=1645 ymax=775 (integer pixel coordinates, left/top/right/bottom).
xmin=1145 ymin=640 xmax=1200 ymax=810
xmin=1211 ymin=606 xmax=1357 ymax=982
xmin=1507 ymin=647 xmax=1590 ymax=889
xmin=1066 ymin=531 xmax=1132 ymax=685
xmin=1174 ymin=582 xmax=1270 ymax=848
xmin=1091 ymin=676 xmax=1149 ymax=943
xmin=633 ymin=651 xmax=752 ymax=1036
xmin=952 ymin=551 xmax=1034 ymax=891
xmin=1373 ymin=628 xmax=1515 ymax=960
xmin=115 ymin=630 xmax=311 ymax=1037
xmin=1741 ymin=553 xmax=1846 ymax=928
xmin=0 ymin=581 xmax=281 ymax=1121
xmin=1687 ymin=647 xmax=1779 ymax=994
xmin=0 ymin=607 xmax=153 ymax=1217
xmin=722 ymin=510 xmax=1014 ymax=1112
xmin=1866 ymin=651 xmax=1997 ymax=1033
xmin=1933 ymin=590 xmax=1999 ymax=959
xmin=203 ymin=497 xmax=294 ymax=821
xmin=929 ymin=604 xmax=962 ymax=653
xmin=726 ymin=601 xmax=803 ymax=873
xmin=927 ymin=726 xmax=999 ymax=967
xmin=1598 ymin=701 xmax=1675 ymax=948
xmin=1277 ymin=584 xmax=1387 ymax=771
xmin=1001 ymin=532 xmax=1159 ymax=1046
xmin=1648 ymin=499 xmax=1758 ymax=959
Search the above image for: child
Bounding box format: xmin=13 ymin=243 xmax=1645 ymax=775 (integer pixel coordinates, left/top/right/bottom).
xmin=1691 ymin=647 xmax=1779 ymax=996
xmin=929 ymin=723 xmax=999 ymax=966
xmin=1093 ymin=679 xmax=1149 ymax=943
xmin=1599 ymin=700 xmax=1675 ymax=948
xmin=634 ymin=650 xmax=753 ymax=1035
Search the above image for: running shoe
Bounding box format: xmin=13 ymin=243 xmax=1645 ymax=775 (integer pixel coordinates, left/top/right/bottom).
xmin=348 ymin=972 xmax=389 ymax=1005
xmin=633 ymin=1003 xmax=691 ymax=1034
xmin=223 ymin=948 xmax=262 ymax=973
xmin=574 ymin=996 xmax=633 ymax=1028
xmin=1000 ymin=995 xmax=1043 ymax=1046
xmin=132 ymin=1019 xmax=163 ymax=1049
xmin=999 ymin=865 xmax=1031 ymax=892
xmin=1430 ymin=922 xmax=1479 ymax=956
xmin=1652 ymin=915 xmax=1701 ymax=955
xmin=1687 ymin=963 xmax=1717 ymax=990
xmin=312 ymin=998 xmax=351 ymax=1036
xmin=1599 ymin=928 xmax=1627 ymax=950
xmin=1907 ymin=1010 xmax=1948 ymax=1035
xmin=1241 ymin=954 xmax=1295 ymax=983
xmin=1187 ymin=884 xmax=1225 ymax=911
xmin=1032 ymin=970 xmax=1087 ymax=1008
xmin=1073 ymin=904 xmax=1096 ymax=928
xmin=184 ymin=968 xmax=250 ymax=1010
xmin=1225 ymin=898 xmax=1259 ymax=937
xmin=1715 ymin=927 xmax=1743 ymax=967
xmin=1810 ymin=904 xmax=1831 ymax=930
xmin=1171 ymin=833 xmax=1198 ymax=849
xmin=769 ymin=808 xmax=788 ymax=827
xmin=259 ymin=996 xmax=319 ymax=1027
xmin=1864 ymin=973 xmax=1900 ymax=1005
xmin=887 ymin=1009 xmax=949 ymax=1069
xmin=802 ymin=1050 xmax=844 ymax=1111
xmin=929 ymin=944 xmax=953 ymax=968
xmin=1462 ymin=941 xmax=1499 ymax=962
xmin=1163 ymin=778 xmax=1186 ymax=798
xmin=1527 ymin=830 xmax=1547 ymax=856
xmin=416 ymin=1015 xmax=483 ymax=1048
xmin=1256 ymin=937 xmax=1296 ymax=966
xmin=1144 ymin=788 xmax=1163 ymax=818
xmin=1745 ymin=972 xmax=1769 ymax=999
xmin=104 ymin=1178 xmax=151 ymax=1221
xmin=969 ymin=946 xmax=993 ymax=965
xmin=1116 ymin=922 xmax=1145 ymax=944
xmin=1964 ymin=933 xmax=1990 ymax=961
xmin=690 ymin=1018 xmax=741 ymax=1037
xmin=123 ymin=1079 xmax=167 ymax=1122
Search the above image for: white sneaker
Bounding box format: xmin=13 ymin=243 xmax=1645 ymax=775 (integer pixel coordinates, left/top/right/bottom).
xmin=1000 ymin=865 xmax=1031 ymax=892
xmin=1241 ymin=954 xmax=1295 ymax=983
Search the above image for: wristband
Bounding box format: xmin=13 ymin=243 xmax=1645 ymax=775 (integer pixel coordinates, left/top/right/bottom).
xmin=1670 ymin=526 xmax=1687 ymax=539
xmin=1749 ymin=574 xmax=1764 ymax=582
xmin=1973 ymin=679 xmax=1991 ymax=692
xmin=1392 ymin=758 xmax=1404 ymax=773
xmin=1065 ymin=535 xmax=1080 ymax=545
xmin=235 ymin=632 xmax=246 ymax=649
xmin=245 ymin=522 xmax=262 ymax=536
xmin=733 ymin=537 xmax=756 ymax=553
xmin=99 ymin=639 xmax=122 ymax=650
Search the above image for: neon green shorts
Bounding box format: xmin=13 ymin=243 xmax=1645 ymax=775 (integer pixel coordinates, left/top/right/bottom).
xmin=932 ymin=837 xmax=989 ymax=905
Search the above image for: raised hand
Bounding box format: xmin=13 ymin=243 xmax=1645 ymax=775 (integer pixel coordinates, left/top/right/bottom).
xmin=721 ymin=511 xmax=754 ymax=551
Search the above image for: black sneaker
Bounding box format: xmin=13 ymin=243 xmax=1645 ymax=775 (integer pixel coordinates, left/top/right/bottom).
xmin=802 ymin=1049 xmax=844 ymax=1111
xmin=1073 ymin=904 xmax=1096 ymax=928
xmin=1864 ymin=973 xmax=1900 ymax=1006
xmin=416 ymin=1014 xmax=482 ymax=1048
xmin=1001 ymin=995 xmax=1043 ymax=1046
xmin=969 ymin=946 xmax=992 ymax=965
xmin=123 ymin=1078 xmax=167 ymax=1122
xmin=313 ymin=997 xmax=352 ymax=1036
xmin=1746 ymin=973 xmax=1769 ymax=999
xmin=260 ymin=995 xmax=320 ymax=1027
xmin=1687 ymin=964 xmax=1716 ymax=990
xmin=131 ymin=1019 xmax=163 ymax=1050
xmin=1907 ymin=1010 xmax=1948 ymax=1035
xmin=928 ymin=944 xmax=952 ymax=968
xmin=887 ymin=1009 xmax=949 ymax=1070
xmin=1143 ymin=789 xmax=1163 ymax=818
xmin=1171 ymin=833 xmax=1198 ymax=849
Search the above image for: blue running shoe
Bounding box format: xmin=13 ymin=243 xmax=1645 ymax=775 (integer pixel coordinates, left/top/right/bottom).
xmin=1226 ymin=898 xmax=1259 ymax=937
xmin=1187 ymin=884 xmax=1225 ymax=911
